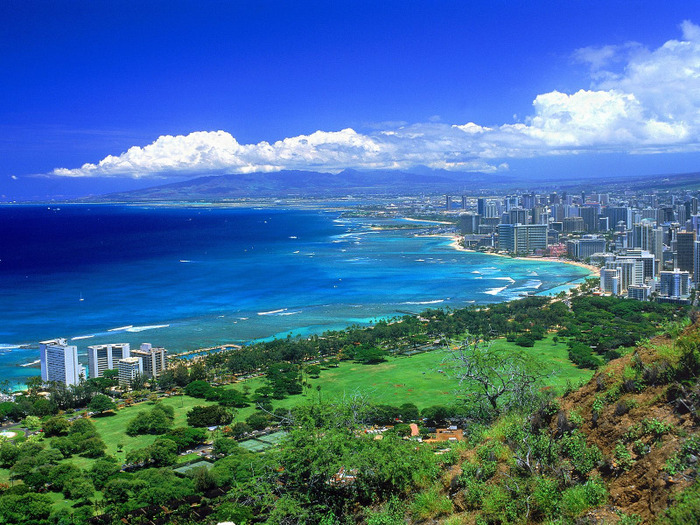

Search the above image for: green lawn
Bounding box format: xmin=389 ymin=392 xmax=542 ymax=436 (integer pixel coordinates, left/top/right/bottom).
xmin=489 ymin=334 xmax=594 ymax=389
xmin=78 ymin=395 xmax=217 ymax=467
xmin=228 ymin=334 xmax=593 ymax=422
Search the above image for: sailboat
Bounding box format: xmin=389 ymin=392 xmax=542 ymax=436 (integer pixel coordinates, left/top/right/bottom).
xmin=79 ymin=292 xmax=84 ymax=302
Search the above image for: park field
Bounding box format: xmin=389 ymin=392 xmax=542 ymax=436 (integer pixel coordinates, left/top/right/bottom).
xmin=230 ymin=334 xmax=594 ymax=422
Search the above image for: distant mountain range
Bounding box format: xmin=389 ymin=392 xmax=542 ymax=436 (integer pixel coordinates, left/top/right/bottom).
xmin=86 ymin=169 xmax=511 ymax=201
xmin=82 ymin=168 xmax=700 ymax=202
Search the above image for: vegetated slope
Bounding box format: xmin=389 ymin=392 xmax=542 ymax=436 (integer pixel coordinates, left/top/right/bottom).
xmin=437 ymin=320 xmax=700 ymax=525
xmin=556 ymin=333 xmax=692 ymax=523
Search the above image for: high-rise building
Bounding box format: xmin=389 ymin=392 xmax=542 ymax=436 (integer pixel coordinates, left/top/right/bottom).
xmin=40 ymin=339 xmax=83 ymax=386
xmin=509 ymin=208 xmax=529 ymax=225
xmin=131 ymin=343 xmax=168 ymax=378
xmin=695 ymin=241 xmax=700 ymax=287
xmin=497 ymin=224 xmax=547 ymax=254
xmin=660 ymin=269 xmax=690 ymax=298
xmin=603 ymin=207 xmax=630 ymax=229
xmin=677 ymin=231 xmax=697 ymax=277
xmin=87 ymin=343 xmax=130 ymax=379
xmin=619 ymin=250 xmax=656 ymax=282
xmin=627 ymin=284 xmax=651 ymax=301
xmin=600 ymin=267 xmax=621 ymax=295
xmin=118 ymin=357 xmax=143 ymax=388
xmin=566 ymin=237 xmax=607 ymax=260
xmin=580 ymin=207 xmax=598 ymax=232
xmin=477 ymin=197 xmax=486 ymax=216
xmin=604 ymin=259 xmax=642 ymax=292
xmin=562 ymin=217 xmax=585 ymax=233
xmin=445 ymin=195 xmax=453 ymax=211
xmin=458 ymin=213 xmax=481 ymax=234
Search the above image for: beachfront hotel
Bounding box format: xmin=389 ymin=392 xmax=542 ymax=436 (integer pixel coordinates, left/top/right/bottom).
xmin=117 ymin=356 xmax=143 ymax=388
xmin=39 ymin=339 xmax=84 ymax=386
xmin=131 ymin=343 xmax=168 ymax=378
xmin=87 ymin=343 xmax=130 ymax=379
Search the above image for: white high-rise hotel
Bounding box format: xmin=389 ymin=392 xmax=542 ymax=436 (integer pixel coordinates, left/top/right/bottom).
xmin=39 ymin=339 xmax=84 ymax=386
xmin=87 ymin=343 xmax=130 ymax=379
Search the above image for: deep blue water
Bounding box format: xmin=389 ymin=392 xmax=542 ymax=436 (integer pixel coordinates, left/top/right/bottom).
xmin=0 ymin=204 xmax=589 ymax=388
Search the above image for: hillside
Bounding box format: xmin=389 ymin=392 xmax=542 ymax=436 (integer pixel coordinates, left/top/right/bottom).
xmin=432 ymin=320 xmax=700 ymax=524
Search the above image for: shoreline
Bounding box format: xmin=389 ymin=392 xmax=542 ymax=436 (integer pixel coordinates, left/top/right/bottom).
xmin=425 ymin=234 xmax=598 ymax=296
xmin=440 ymin=234 xmax=598 ymax=276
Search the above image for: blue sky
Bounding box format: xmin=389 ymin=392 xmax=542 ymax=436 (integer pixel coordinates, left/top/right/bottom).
xmin=1 ymin=1 xmax=699 ymax=199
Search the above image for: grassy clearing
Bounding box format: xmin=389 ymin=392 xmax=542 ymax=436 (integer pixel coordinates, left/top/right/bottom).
xmin=490 ymin=334 xmax=594 ymax=389
xmin=63 ymin=395 xmax=218 ymax=470
xmin=229 ymin=334 xmax=593 ymax=422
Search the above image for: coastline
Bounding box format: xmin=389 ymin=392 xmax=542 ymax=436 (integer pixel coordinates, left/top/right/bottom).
xmin=433 ymin=234 xmax=598 ymax=294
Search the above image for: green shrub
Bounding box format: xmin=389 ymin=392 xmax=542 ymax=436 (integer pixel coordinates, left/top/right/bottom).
xmin=411 ymin=486 xmax=453 ymax=520
xmin=530 ymin=476 xmax=560 ymax=520
xmin=560 ymin=476 xmax=607 ymax=519
xmin=365 ymin=496 xmax=405 ymax=525
xmin=657 ymin=481 xmax=700 ymax=524
xmin=560 ymin=430 xmax=603 ymax=477
xmin=613 ymin=442 xmax=634 ymax=471
xmin=666 ymin=435 xmax=700 ymax=475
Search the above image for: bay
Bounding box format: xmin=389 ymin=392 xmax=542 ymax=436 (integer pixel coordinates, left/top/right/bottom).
xmin=0 ymin=204 xmax=589 ymax=388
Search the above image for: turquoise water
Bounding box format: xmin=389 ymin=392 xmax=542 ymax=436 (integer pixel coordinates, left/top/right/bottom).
xmin=0 ymin=205 xmax=589 ymax=388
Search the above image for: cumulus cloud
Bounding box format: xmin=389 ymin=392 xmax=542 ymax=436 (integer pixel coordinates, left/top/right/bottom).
xmin=52 ymin=21 xmax=700 ymax=178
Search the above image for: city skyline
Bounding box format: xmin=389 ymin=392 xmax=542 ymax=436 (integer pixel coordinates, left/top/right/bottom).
xmin=2 ymin=1 xmax=700 ymax=200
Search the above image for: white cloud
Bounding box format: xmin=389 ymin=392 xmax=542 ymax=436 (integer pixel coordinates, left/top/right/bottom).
xmin=51 ymin=21 xmax=700 ymax=178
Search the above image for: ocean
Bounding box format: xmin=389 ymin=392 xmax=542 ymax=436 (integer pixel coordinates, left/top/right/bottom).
xmin=0 ymin=204 xmax=589 ymax=388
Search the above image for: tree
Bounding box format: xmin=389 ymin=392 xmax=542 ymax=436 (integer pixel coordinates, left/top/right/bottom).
xmin=245 ymin=412 xmax=270 ymax=431
xmin=191 ymin=466 xmax=216 ymax=492
xmin=42 ymin=415 xmax=70 ymax=437
xmin=88 ymin=457 xmax=121 ymax=490
xmin=165 ymin=427 xmax=208 ymax=452
xmin=22 ymin=415 xmax=41 ymax=432
xmin=30 ymin=398 xmax=56 ymax=418
xmin=157 ymin=368 xmax=176 ymax=390
xmin=0 ymin=492 xmax=53 ymax=524
xmin=217 ymin=388 xmax=249 ymax=408
xmin=126 ymin=404 xmax=174 ymax=436
xmin=174 ymin=364 xmax=190 ymax=387
xmin=213 ymin=437 xmax=241 ymax=455
xmin=189 ymin=362 xmax=207 ymax=382
xmin=88 ymin=394 xmax=116 ymax=415
xmin=354 ymin=345 xmax=388 ymax=364
xmin=444 ymin=334 xmax=544 ymax=419
xmin=185 ymin=380 xmax=213 ymax=398
xmin=63 ymin=476 xmax=94 ymax=504
xmin=186 ymin=405 xmax=234 ymax=427
xmin=229 ymin=422 xmax=252 ymax=439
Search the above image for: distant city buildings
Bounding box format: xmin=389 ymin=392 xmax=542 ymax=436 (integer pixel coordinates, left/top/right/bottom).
xmin=40 ymin=339 xmax=84 ymax=386
xmin=440 ymin=184 xmax=698 ymax=303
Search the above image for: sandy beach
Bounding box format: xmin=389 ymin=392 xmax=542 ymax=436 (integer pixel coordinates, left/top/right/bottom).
xmin=437 ymin=233 xmax=599 ymax=279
